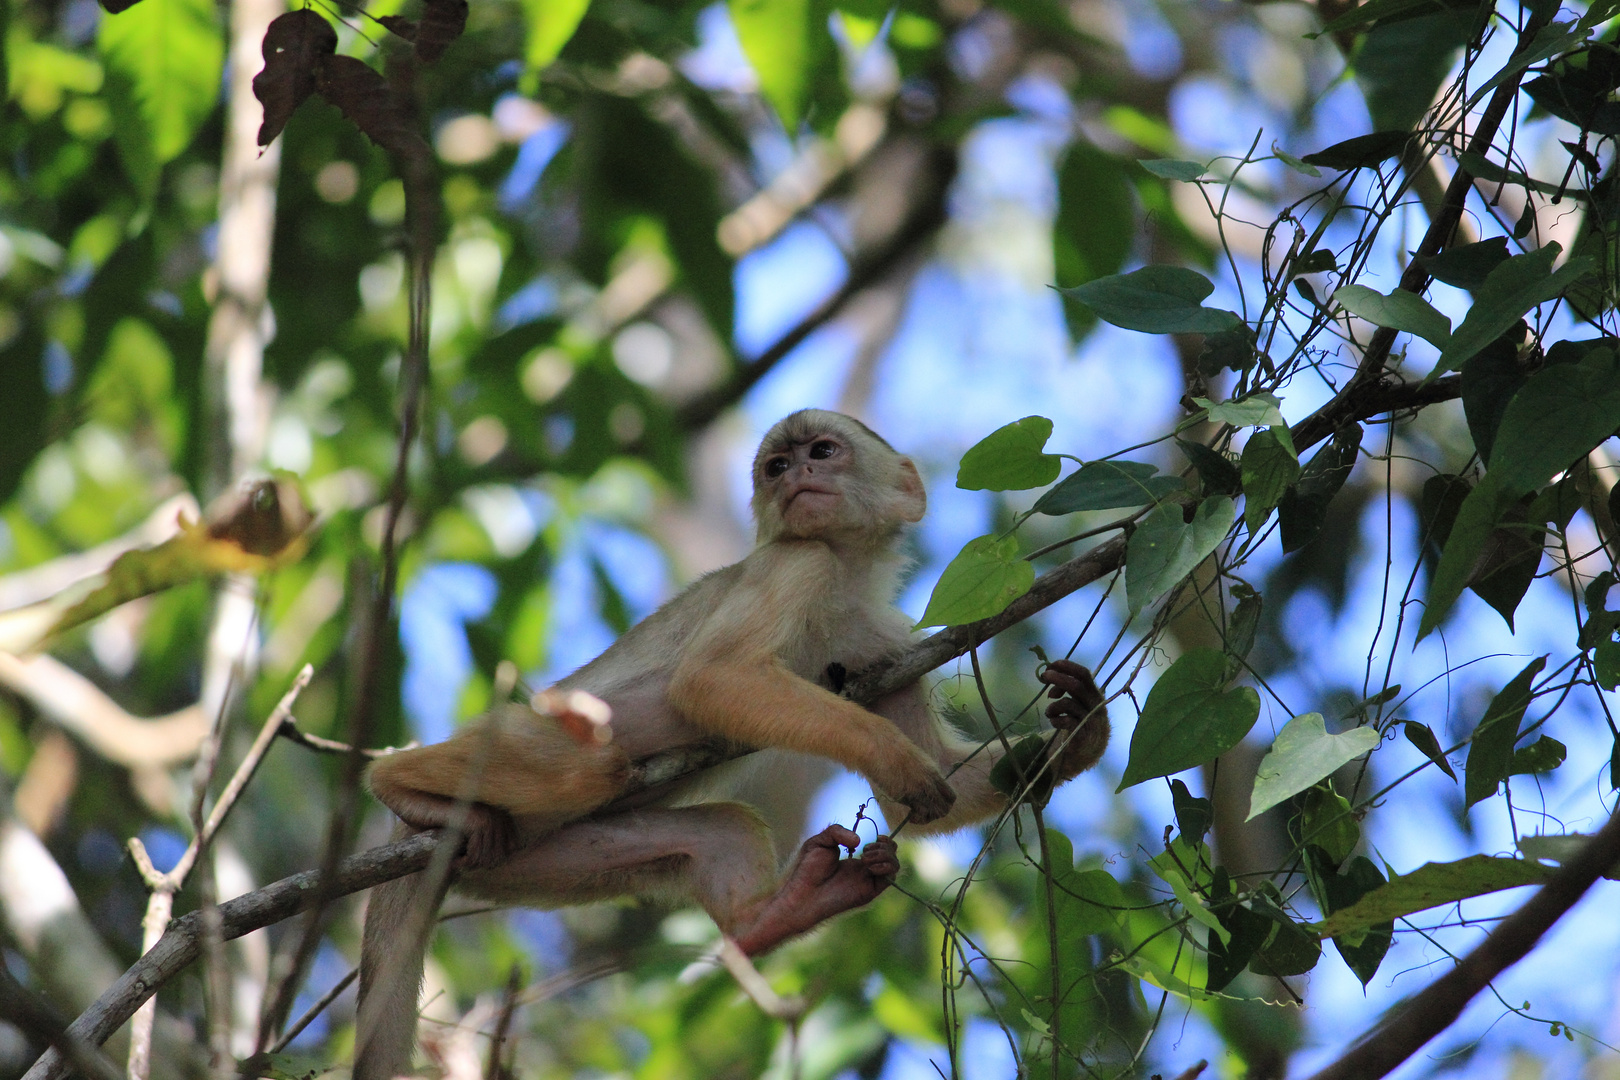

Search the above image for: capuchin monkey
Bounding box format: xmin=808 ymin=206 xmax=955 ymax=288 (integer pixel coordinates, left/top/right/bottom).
xmin=354 ymin=410 xmax=1110 ymax=1078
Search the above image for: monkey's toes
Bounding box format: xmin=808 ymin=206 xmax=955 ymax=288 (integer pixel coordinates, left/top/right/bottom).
xmin=454 ymin=804 xmax=517 ymax=870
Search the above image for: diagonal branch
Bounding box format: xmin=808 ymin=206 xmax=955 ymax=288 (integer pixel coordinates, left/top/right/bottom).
xmin=1304 ymin=807 xmax=1620 ymax=1080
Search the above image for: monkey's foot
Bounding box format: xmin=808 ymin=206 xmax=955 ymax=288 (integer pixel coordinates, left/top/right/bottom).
xmin=732 ymin=826 xmax=898 ymax=956
xmin=391 ymin=793 xmax=517 ymax=870
xmin=1040 ymin=659 xmax=1110 ymax=778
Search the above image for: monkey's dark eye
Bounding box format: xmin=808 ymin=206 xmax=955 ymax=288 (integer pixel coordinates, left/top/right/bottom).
xmin=809 ymin=440 xmax=837 ymax=460
xmin=764 ymin=457 xmax=789 ymax=478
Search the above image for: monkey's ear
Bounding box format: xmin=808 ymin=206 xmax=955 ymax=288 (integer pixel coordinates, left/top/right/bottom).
xmin=894 ymin=458 xmax=926 ymax=522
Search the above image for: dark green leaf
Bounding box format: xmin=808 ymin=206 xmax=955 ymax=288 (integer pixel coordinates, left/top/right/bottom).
xmin=1125 ymin=497 xmax=1234 ymax=615
xmin=1465 ymin=656 xmax=1547 ymax=808
xmin=989 ymin=734 xmax=1053 ymax=801
xmin=1420 ymin=474 xmax=1511 ymax=639
xmin=1241 ymin=427 xmax=1300 ymax=535
xmin=1467 ymin=503 xmax=1543 ymax=631
xmin=1250 ymin=911 xmax=1322 ymax=977
xmin=956 ymin=416 xmax=1061 ymax=491
xmin=1195 ymin=326 xmax=1258 ymax=377
xmin=1292 ymin=249 xmax=1337 ymax=275
xmin=1457 ymin=151 xmax=1571 ymax=197
xmin=1060 ymin=266 xmax=1241 ymax=334
xmin=1322 ymin=856 xmax=1393 ymax=985
xmin=1299 ymin=784 xmax=1359 ymax=864
xmin=1596 ymin=638 xmax=1620 ymax=691
xmin=1356 ymin=10 xmax=1480 ymax=132
xmin=1509 ymin=735 xmax=1566 ymax=775
xmin=1420 ymin=236 xmax=1511 ymax=291
xmin=1032 ymin=460 xmax=1182 ymax=515
xmin=1316 ymin=855 xmax=1554 ymax=938
xmin=1459 ymin=333 xmax=1527 ymax=466
xmin=1434 ymin=244 xmax=1595 ymax=376
xmin=1490 ymin=344 xmax=1620 ymax=497
xmin=1404 ymin=721 xmax=1458 ymax=781
xmin=1207 ymin=902 xmax=1272 ymax=992
xmin=1118 ymin=648 xmax=1261 ymax=790
xmin=1170 ymin=778 xmax=1213 ymax=841
xmin=916 ymin=534 xmax=1034 ymax=629
xmin=1223 ymin=583 xmax=1261 ymax=670
xmin=1278 ymin=424 xmax=1362 ymax=553
xmin=1300 ymin=130 xmax=1411 ymax=170
xmin=1178 ymin=438 xmax=1242 ymax=498
xmin=1419 ymin=474 xmax=1471 ymax=552
xmin=1055 ymin=143 xmax=1136 ymax=340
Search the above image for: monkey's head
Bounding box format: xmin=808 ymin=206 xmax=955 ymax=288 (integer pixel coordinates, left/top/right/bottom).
xmin=751 ymin=410 xmax=926 ymax=545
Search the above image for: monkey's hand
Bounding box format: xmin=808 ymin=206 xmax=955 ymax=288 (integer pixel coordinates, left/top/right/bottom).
xmin=885 ymin=759 xmax=957 ymax=825
xmin=389 ymin=792 xmax=518 ymax=871
xmin=733 ymin=826 xmax=899 ymax=956
xmin=1040 ymin=659 xmax=1110 ymax=782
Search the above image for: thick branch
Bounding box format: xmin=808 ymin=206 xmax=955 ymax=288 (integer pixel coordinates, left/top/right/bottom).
xmin=1305 ymin=808 xmax=1620 ymax=1080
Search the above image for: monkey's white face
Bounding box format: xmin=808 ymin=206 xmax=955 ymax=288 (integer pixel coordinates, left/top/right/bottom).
xmin=759 ymin=434 xmax=851 ymax=535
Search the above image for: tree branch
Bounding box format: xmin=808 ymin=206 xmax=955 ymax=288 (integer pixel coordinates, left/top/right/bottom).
xmin=1304 ymin=808 xmax=1620 ymax=1080
xmin=1289 ymin=4 xmax=1558 ymax=454
xmin=676 ymin=143 xmax=955 ymax=431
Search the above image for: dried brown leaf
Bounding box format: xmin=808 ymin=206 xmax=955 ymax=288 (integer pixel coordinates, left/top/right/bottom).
xmin=315 ymin=54 xmax=429 ymax=160
xmin=251 ymin=10 xmax=338 ymax=146
xmin=415 ymin=0 xmax=467 ymax=63
xmin=377 ymin=14 xmax=418 ymax=41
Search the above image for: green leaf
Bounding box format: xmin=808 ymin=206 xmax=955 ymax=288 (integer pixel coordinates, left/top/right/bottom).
xmin=1518 ymin=833 xmax=1620 ymax=877
xmin=1299 ymin=784 xmax=1359 ymax=864
xmin=1278 ymin=424 xmax=1362 ymax=553
xmin=1139 ymin=158 xmax=1207 ymax=181
xmin=1456 ymin=150 xmax=1569 ymax=197
xmin=1356 ymin=11 xmax=1479 ymax=132
xmin=1240 ymin=428 xmax=1300 ymax=535
xmin=1420 ymin=236 xmax=1510 ymax=291
xmin=989 ymin=733 xmax=1051 ymax=801
xmin=1596 ymin=637 xmax=1620 ymax=691
xmin=1060 ymin=266 xmax=1242 ymax=334
xmin=956 ymin=416 xmax=1061 ymax=491
xmin=915 ymin=534 xmax=1035 ymax=629
xmin=1125 ymin=496 xmax=1234 ymax=615
xmin=1300 ymin=130 xmax=1411 ymax=170
xmin=1272 ymin=143 xmax=1322 ymax=177
xmin=1419 ymin=473 xmax=1511 ymax=640
xmin=1032 ymin=460 xmax=1182 ymax=515
xmin=1247 ymin=714 xmax=1379 ymax=820
xmin=523 ymin=0 xmax=592 ymax=68
xmin=1460 ymin=335 xmax=1528 ymax=467
xmin=1170 ymin=778 xmax=1212 ymax=841
xmin=1251 ymin=908 xmax=1322 ymax=977
xmin=1117 ymin=648 xmax=1260 ymax=790
xmin=1197 ymin=392 xmax=1286 ymax=429
xmin=1464 ymin=656 xmax=1547 ymax=808
xmin=729 ymin=0 xmax=816 ymax=126
xmin=98 ymin=0 xmax=223 ymax=193
xmin=1178 ymin=439 xmax=1242 ymax=498
xmin=1433 ymin=244 xmax=1595 ymax=376
xmin=1315 ymin=0 xmax=1454 ymax=34
xmin=1489 ymin=344 xmax=1620 ymax=497
xmin=1320 ymin=856 xmax=1392 ymax=985
xmin=1509 ymin=735 xmax=1566 ymax=775
xmin=1315 ymin=855 xmax=1554 ymax=938
xmin=1403 ymin=721 xmax=1457 ymax=781
xmin=1207 ymin=903 xmax=1272 ymax=992
xmin=1333 ymin=284 xmax=1452 ymax=348
xmin=1223 ymin=584 xmax=1262 ymax=673
xmin=1055 ymin=144 xmax=1135 ymax=339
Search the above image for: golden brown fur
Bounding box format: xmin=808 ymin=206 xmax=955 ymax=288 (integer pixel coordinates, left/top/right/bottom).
xmin=353 ymin=410 xmax=1109 ymax=1079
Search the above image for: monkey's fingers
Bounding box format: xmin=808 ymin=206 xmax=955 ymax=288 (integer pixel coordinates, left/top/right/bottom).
xmin=859 ymin=837 xmax=900 ymax=878
xmin=811 ymin=824 xmax=863 ymax=852
xmin=1039 ymin=658 xmax=1100 ymax=699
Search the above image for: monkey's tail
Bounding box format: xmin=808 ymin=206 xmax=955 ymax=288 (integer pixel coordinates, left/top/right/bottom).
xmin=354 ymin=838 xmax=452 ymax=1080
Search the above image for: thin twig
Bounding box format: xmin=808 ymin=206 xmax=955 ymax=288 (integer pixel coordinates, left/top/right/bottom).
xmin=269 ymin=967 xmax=358 ymax=1054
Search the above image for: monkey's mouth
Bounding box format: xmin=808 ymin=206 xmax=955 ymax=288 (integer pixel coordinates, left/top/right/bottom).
xmin=785 ymin=485 xmax=836 ymax=509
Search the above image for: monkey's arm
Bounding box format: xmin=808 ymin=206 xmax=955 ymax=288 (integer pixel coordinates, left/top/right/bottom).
xmin=668 ymin=546 xmax=956 ymax=823
xmin=873 ymin=660 xmax=1110 ymax=835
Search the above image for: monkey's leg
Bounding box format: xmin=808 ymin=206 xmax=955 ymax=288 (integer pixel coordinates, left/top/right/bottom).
xmin=462 ymin=809 xmax=896 ymax=955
